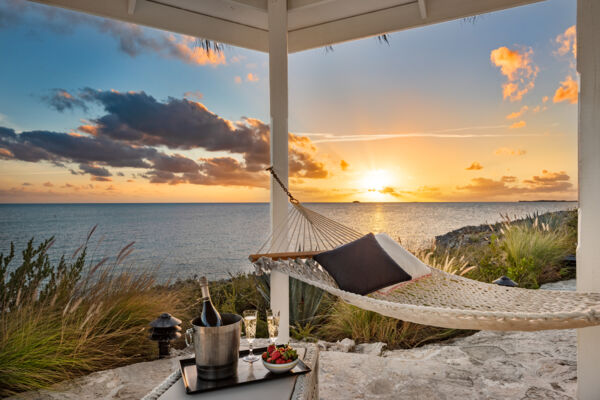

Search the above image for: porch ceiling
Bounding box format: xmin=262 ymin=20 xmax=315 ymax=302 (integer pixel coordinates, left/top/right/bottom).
xmin=30 ymin=0 xmax=543 ymax=53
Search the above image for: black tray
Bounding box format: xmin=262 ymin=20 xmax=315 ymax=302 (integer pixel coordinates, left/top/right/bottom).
xmin=179 ymin=346 xmax=311 ymax=395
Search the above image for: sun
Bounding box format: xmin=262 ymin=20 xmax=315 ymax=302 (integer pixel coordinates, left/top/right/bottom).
xmin=361 ymin=169 xmax=390 ymax=192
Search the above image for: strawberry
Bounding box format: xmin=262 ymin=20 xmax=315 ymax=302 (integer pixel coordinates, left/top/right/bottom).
xmin=267 ymin=357 xmax=273 ymax=363
xmin=262 ymin=352 xmax=268 ymax=359
xmin=267 ymin=344 xmax=276 ymax=354
xmin=271 ymin=350 xmax=281 ymax=360
xmin=276 ymin=359 xmax=284 ymax=364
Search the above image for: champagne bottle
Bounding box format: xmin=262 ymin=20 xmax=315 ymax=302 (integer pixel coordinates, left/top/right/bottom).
xmin=198 ymin=276 xmax=222 ymax=327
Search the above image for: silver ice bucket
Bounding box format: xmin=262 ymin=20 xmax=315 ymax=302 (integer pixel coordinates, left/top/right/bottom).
xmin=185 ymin=313 xmax=242 ymax=380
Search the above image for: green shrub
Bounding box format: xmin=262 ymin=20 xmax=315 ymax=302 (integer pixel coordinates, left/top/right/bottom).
xmin=500 ymin=222 xmax=571 ymax=288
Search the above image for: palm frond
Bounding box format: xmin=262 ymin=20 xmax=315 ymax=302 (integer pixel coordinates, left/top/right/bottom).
xmin=195 ymin=38 xmax=226 ymax=53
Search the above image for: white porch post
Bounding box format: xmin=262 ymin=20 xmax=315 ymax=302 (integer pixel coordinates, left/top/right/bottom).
xmin=268 ymin=0 xmax=290 ymax=343
xmin=576 ymin=0 xmax=600 ymax=398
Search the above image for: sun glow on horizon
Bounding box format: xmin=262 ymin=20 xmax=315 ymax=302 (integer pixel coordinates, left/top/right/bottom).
xmin=359 ymin=169 xmax=395 ymax=200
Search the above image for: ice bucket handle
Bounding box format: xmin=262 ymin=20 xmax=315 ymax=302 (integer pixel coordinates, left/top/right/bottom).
xmin=185 ymin=328 xmax=193 ymax=347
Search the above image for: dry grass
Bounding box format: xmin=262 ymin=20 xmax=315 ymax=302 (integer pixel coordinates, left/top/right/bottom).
xmin=0 ymin=233 xmax=181 ymax=397
xmin=318 ymin=300 xmax=465 ymax=349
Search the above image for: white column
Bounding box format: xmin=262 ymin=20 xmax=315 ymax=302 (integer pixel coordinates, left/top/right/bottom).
xmin=268 ymin=0 xmax=290 ymax=343
xmin=576 ymin=0 xmax=600 ymax=398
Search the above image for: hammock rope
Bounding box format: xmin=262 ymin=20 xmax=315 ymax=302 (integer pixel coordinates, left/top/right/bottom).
xmin=250 ymin=167 xmax=600 ymax=331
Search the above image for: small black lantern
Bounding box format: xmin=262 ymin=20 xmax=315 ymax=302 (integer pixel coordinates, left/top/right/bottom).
xmin=149 ymin=313 xmax=182 ymax=358
xmin=493 ymin=276 xmax=518 ymax=287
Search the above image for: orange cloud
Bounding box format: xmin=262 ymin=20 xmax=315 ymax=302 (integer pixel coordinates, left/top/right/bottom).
xmin=555 ymin=25 xmax=576 ymax=58
xmin=246 ymin=73 xmax=259 ymax=82
xmin=509 ymin=120 xmax=526 ymax=129
xmin=0 ymin=148 xmax=14 ymax=158
xmin=165 ymin=34 xmax=225 ymax=66
xmin=501 ymin=176 xmax=517 ymax=183
xmin=542 ymin=96 xmax=549 ymax=103
xmin=490 ymin=46 xmax=538 ymax=101
xmin=523 ymin=170 xmax=572 ymax=192
xmin=78 ymin=125 xmax=98 ymax=136
xmin=553 ymin=76 xmax=578 ymax=104
xmin=234 ymin=76 xmax=242 ymax=84
xmin=378 ymin=185 xmax=441 ymax=200
xmin=457 ymin=170 xmax=572 ymax=197
xmin=506 ymin=106 xmax=528 ymax=120
xmin=183 ymin=91 xmax=203 ymax=100
xmin=340 ymin=159 xmax=349 ymax=171
xmin=91 ymin=176 xmax=112 ymax=182
xmin=494 ymin=147 xmax=526 ymax=156
xmin=466 ymin=161 xmax=483 ymax=170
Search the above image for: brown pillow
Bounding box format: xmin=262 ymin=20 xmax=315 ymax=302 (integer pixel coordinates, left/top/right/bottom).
xmin=314 ymin=233 xmax=412 ymax=295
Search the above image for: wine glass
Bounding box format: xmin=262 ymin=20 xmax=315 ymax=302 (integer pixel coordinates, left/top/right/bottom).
xmin=242 ymin=309 xmax=259 ymax=363
xmin=267 ymin=309 xmax=280 ymax=345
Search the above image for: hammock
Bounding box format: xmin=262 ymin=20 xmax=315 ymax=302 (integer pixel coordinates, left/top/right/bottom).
xmin=249 ymin=168 xmax=600 ymax=331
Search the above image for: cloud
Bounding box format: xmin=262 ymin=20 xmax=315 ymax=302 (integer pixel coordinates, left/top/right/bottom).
xmin=380 ymin=186 xmax=402 ymax=198
xmin=78 ymin=163 xmax=112 ymax=177
xmin=163 ymin=34 xmax=225 ymax=66
xmin=509 ymin=120 xmax=526 ymax=129
xmin=0 ymin=0 xmax=225 ymax=66
xmin=501 ymin=176 xmax=517 ymax=183
xmin=22 ymin=182 xmax=32 ymax=186
xmin=91 ymin=176 xmax=112 ymax=182
xmin=246 ymin=73 xmax=259 ymax=82
xmin=555 ymin=25 xmax=576 ymax=58
xmin=340 ymin=160 xmax=349 ymax=171
xmin=76 ymin=89 xmax=327 ymax=179
xmin=0 ymin=148 xmax=14 ymax=158
xmin=183 ymin=157 xmax=268 ymax=188
xmin=152 ymin=153 xmax=199 ymax=173
xmin=378 ymin=185 xmax=441 ymax=200
xmin=490 ymin=46 xmax=538 ymax=101
xmin=542 ymin=96 xmax=549 ymax=103
xmin=41 ymin=89 xmax=88 ymax=112
xmin=466 ymin=161 xmax=483 ymax=170
xmin=506 ymin=106 xmax=528 ymax=120
xmin=494 ymin=147 xmax=526 ymax=156
xmin=234 ymin=76 xmax=242 ymax=84
xmin=43 ymin=181 xmax=53 ymax=187
xmin=300 ymin=125 xmax=545 ymax=144
xmin=0 ymin=127 xmax=156 ymax=168
xmin=457 ymin=170 xmax=573 ymax=197
xmin=1 ymin=89 xmax=329 ymax=188
xmin=522 ymin=170 xmax=572 ymax=192
xmin=553 ymin=76 xmax=578 ymax=104
xmin=183 ymin=91 xmax=203 ymax=101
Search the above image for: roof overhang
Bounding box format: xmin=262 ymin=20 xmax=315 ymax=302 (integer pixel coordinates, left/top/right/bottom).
xmin=30 ymin=0 xmax=543 ymax=53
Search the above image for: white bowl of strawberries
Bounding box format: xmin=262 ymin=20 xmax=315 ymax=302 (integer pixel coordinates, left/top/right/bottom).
xmin=261 ymin=344 xmax=299 ymax=374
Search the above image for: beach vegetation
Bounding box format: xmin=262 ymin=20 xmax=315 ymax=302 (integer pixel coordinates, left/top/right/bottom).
xmin=0 ymin=231 xmax=180 ymax=397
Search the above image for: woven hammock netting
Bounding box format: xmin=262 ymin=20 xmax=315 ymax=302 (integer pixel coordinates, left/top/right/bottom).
xmin=252 ymin=168 xmax=363 ymax=260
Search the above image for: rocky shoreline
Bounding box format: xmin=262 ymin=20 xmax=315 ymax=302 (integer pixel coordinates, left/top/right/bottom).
xmin=434 ymin=210 xmax=573 ymax=250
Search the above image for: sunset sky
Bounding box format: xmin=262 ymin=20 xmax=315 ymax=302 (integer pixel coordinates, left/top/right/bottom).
xmin=0 ymin=0 xmax=578 ymax=203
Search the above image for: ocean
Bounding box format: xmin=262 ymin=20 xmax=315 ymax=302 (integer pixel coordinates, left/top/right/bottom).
xmin=0 ymin=202 xmax=576 ymax=280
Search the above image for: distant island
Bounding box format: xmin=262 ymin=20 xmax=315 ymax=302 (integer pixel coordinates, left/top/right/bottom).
xmin=518 ymin=200 xmax=577 ymax=202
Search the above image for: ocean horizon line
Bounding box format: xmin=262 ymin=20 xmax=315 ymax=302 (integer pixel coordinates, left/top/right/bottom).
xmin=0 ymin=200 xmax=578 ymax=206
